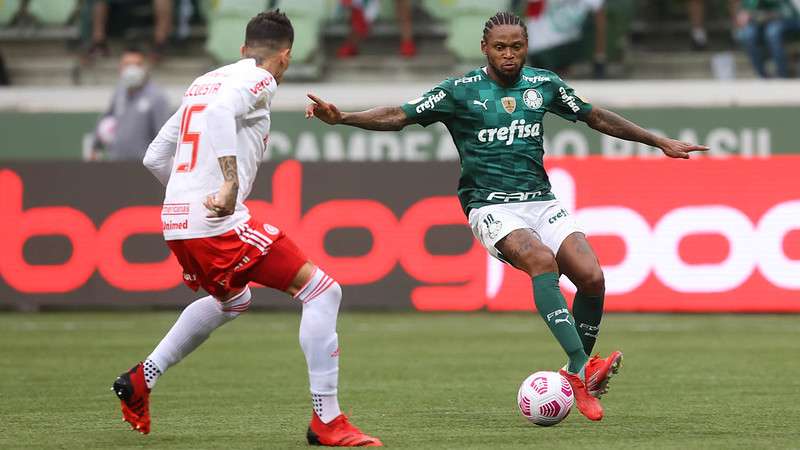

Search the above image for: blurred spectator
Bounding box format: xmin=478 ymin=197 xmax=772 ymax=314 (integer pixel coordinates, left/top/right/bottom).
xmin=525 ymin=0 xmax=607 ymax=78
xmin=0 ymin=51 xmax=9 ymax=85
xmin=337 ymin=0 xmax=416 ymax=58
xmin=734 ymin=0 xmax=800 ymax=77
xmin=82 ymin=0 xmax=174 ymax=62
xmin=689 ymin=0 xmax=709 ymax=49
xmin=89 ymin=46 xmax=171 ymax=161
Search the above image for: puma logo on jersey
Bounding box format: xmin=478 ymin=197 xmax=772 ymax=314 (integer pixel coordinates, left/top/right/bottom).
xmin=477 ymin=119 xmax=540 ymax=145
xmin=473 ymin=99 xmax=489 ymax=110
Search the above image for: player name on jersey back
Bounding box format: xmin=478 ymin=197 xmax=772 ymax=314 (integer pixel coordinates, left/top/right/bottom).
xmin=161 ymin=58 xmax=277 ymax=240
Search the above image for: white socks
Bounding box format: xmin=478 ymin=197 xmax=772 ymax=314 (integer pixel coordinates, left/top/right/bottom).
xmin=141 ymin=268 xmax=344 ymax=424
xmin=296 ymin=268 xmax=342 ymax=423
xmin=145 ymin=288 xmax=252 ymax=389
xmin=142 ymin=359 xmax=161 ymax=390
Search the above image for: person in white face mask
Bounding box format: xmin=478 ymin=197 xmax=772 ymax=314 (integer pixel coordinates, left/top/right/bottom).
xmin=90 ymin=46 xmax=172 ymax=161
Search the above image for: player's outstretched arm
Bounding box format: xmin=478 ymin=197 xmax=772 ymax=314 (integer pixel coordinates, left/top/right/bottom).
xmin=305 ymin=93 xmax=412 ymax=131
xmin=584 ymin=107 xmax=709 ymax=159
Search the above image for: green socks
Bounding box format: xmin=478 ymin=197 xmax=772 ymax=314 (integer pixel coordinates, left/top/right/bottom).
xmin=532 ymin=273 xmax=588 ymax=374
xmin=572 ymin=291 xmax=604 ymax=355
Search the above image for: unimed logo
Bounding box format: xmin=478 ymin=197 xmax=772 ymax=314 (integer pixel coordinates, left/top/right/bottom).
xmin=1 ymin=157 xmax=799 ymax=312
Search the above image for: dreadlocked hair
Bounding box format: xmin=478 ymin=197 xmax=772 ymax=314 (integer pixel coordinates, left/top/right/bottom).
xmin=482 ymin=11 xmax=527 ymax=40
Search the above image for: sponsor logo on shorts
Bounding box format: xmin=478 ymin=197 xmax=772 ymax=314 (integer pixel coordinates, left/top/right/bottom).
xmin=548 ymin=208 xmax=569 ymax=224
xmin=233 ymin=255 xmax=251 ymax=272
xmin=482 ymin=213 xmax=503 ymax=240
xmin=162 ymin=219 xmax=189 ymax=231
xmin=263 ymin=223 xmax=279 ymax=235
xmin=487 ymin=190 xmax=545 ymax=202
xmin=183 ymin=273 xmax=197 ymax=282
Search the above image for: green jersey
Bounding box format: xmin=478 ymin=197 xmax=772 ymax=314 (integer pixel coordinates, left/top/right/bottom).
xmin=401 ymin=66 xmax=593 ymax=214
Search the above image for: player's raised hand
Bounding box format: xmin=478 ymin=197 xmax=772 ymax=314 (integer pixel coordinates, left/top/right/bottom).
xmin=658 ymin=138 xmax=709 ymax=159
xmin=305 ymin=93 xmax=342 ymax=125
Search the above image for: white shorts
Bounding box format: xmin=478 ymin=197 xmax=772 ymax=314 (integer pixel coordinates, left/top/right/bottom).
xmin=468 ymin=200 xmax=582 ymax=264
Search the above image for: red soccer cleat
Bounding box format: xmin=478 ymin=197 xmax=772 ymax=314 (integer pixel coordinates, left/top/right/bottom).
xmin=112 ymin=363 xmax=151 ymax=434
xmin=307 ymin=411 xmax=383 ymax=447
xmin=584 ymin=351 xmax=623 ymax=398
xmin=559 ymin=369 xmax=603 ymax=421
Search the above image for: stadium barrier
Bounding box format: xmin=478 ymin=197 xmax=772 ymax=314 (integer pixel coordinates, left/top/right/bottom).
xmin=0 ymin=107 xmax=793 ymax=160
xmin=1 ymin=158 xmax=798 ymax=312
xmin=0 ymin=80 xmax=797 ymax=160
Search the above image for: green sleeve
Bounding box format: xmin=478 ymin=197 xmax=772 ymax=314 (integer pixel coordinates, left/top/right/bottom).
xmin=545 ymin=75 xmax=593 ymax=123
xmin=400 ymin=79 xmax=456 ymax=127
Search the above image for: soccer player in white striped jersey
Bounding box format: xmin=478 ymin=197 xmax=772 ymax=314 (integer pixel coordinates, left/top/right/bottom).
xmin=111 ymin=10 xmax=382 ymax=446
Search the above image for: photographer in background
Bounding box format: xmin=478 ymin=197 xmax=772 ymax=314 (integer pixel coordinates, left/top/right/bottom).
xmin=89 ymin=46 xmax=171 ymax=161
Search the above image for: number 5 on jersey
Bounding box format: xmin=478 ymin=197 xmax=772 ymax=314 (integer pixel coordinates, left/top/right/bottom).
xmin=176 ymin=104 xmax=206 ymax=173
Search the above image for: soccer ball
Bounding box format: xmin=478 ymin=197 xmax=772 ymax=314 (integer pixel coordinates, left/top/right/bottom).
xmin=517 ymin=371 xmax=574 ymax=426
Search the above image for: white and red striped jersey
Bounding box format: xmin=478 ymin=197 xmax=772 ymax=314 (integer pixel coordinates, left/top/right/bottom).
xmin=143 ymin=58 xmax=277 ymax=240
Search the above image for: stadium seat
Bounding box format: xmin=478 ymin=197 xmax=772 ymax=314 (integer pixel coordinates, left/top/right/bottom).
xmin=206 ymin=0 xmax=327 ymax=64
xmin=446 ymin=0 xmax=511 ymax=62
xmin=421 ymin=0 xmax=457 ymax=22
xmin=0 ymin=0 xmax=22 ymax=25
xmin=273 ymin=0 xmax=327 ymax=62
xmin=205 ymin=0 xmax=267 ymax=64
xmin=27 ymin=0 xmax=76 ymax=25
xmin=377 ymin=0 xmax=395 ymax=20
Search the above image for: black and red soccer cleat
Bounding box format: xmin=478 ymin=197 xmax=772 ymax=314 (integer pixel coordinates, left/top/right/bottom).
xmin=559 ymin=369 xmax=603 ymax=421
xmin=307 ymin=411 xmax=383 ymax=447
xmin=584 ymin=351 xmax=624 ymax=399
xmin=112 ymin=362 xmax=151 ymax=434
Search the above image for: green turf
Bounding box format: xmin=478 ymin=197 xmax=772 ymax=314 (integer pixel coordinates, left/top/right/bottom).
xmin=1 ymin=312 xmax=799 ymax=449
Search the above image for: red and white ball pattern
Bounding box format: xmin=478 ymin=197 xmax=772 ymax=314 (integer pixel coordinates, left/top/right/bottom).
xmin=517 ymin=371 xmax=574 ymax=426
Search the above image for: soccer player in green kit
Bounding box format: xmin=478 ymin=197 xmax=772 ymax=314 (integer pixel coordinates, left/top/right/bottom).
xmin=306 ymin=12 xmax=708 ymax=421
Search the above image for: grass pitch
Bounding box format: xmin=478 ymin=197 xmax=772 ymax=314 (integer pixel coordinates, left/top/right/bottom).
xmin=1 ymin=312 xmax=798 ymax=449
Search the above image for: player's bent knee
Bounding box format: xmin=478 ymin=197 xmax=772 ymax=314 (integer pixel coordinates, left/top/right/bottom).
xmin=516 ymin=249 xmax=557 ymax=277
xmin=295 ymin=268 xmax=342 ymax=309
xmin=218 ymin=287 xmax=252 ymax=317
xmin=576 ymin=269 xmax=605 ymax=295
